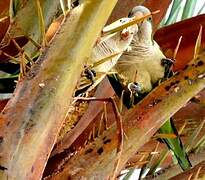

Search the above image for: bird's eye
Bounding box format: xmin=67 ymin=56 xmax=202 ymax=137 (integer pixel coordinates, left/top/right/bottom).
xmin=148 ymin=17 xmax=152 ymax=21
xmin=128 ymin=11 xmax=133 ymax=18
xmin=72 ymin=0 xmax=79 ymax=7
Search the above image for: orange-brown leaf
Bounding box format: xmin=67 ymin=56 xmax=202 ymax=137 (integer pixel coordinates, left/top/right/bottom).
xmin=0 ymin=99 xmax=9 ymax=112
xmin=0 ymin=16 xmax=10 ymax=43
xmin=154 ymin=14 xmax=205 ymax=71
xmin=46 ymin=15 xmax=64 ymax=43
xmin=0 ymin=36 xmax=28 ymax=63
xmin=0 ymin=0 xmax=10 ymax=18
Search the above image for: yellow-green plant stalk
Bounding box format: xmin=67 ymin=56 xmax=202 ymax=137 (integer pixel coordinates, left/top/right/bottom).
xmin=0 ymin=0 xmax=117 ymax=179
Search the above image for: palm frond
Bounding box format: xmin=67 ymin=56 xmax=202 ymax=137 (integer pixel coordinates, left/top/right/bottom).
xmin=181 ymin=0 xmax=197 ymax=20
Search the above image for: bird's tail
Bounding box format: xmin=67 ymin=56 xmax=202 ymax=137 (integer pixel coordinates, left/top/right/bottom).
xmin=159 ymin=118 xmax=192 ymax=170
xmin=108 ymin=74 xmax=192 ymax=170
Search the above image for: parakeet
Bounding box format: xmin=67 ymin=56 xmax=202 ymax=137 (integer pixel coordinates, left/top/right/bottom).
xmin=110 ymin=6 xmax=192 ymax=171
xmin=91 ymin=18 xmax=138 ymax=73
xmin=115 ymin=6 xmax=165 ymax=94
xmin=76 ymin=17 xmax=138 ymax=93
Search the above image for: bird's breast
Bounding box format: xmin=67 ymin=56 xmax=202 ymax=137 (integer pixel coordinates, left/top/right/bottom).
xmin=116 ymin=43 xmax=165 ymax=91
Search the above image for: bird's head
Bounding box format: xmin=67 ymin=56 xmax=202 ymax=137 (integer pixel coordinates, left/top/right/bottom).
xmin=128 ymin=6 xmax=153 ymax=44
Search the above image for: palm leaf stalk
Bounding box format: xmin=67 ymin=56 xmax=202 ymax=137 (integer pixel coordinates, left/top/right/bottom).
xmin=0 ymin=0 xmax=117 ymax=179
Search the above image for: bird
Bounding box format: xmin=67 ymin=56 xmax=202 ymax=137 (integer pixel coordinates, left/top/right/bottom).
xmin=91 ymin=18 xmax=138 ymax=73
xmin=115 ymin=6 xmax=165 ymax=94
xmin=110 ymin=5 xmax=192 ymax=171
xmin=76 ymin=17 xmax=138 ymax=94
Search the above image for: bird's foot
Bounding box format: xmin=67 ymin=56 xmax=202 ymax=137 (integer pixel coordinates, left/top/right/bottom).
xmin=161 ymin=58 xmax=175 ymax=78
xmin=127 ymin=82 xmax=142 ymax=96
xmin=161 ymin=58 xmax=175 ymax=68
xmin=84 ymin=66 xmax=96 ymax=83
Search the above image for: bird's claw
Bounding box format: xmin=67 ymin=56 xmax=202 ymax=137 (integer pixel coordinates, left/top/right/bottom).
xmin=161 ymin=58 xmax=175 ymax=68
xmin=84 ymin=66 xmax=96 ymax=83
xmin=161 ymin=58 xmax=175 ymax=78
xmin=127 ymin=82 xmax=142 ymax=96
